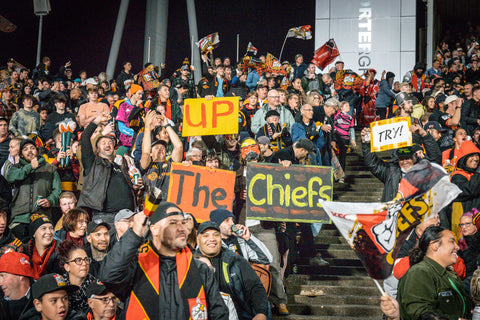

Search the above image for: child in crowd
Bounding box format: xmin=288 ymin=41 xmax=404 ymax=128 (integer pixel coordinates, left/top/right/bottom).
xmin=333 ymin=101 xmax=356 ymax=182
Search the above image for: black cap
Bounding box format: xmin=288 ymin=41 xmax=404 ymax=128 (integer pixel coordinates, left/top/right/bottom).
xmin=151 ymin=139 xmax=168 ymax=149
xmin=424 ymin=121 xmax=445 ymax=132
xmin=265 ymin=110 xmax=280 ymax=120
xmin=197 ymin=221 xmax=220 ymax=235
xmin=87 ymin=219 xmax=111 ymax=235
xmin=150 ymin=202 xmax=183 ymax=225
xmin=295 ymin=138 xmax=315 ymax=154
xmin=20 ymin=139 xmax=36 ymax=151
xmin=396 ymin=146 xmax=414 ymax=158
xmin=32 ymin=274 xmax=78 ymax=300
xmin=86 ymin=279 xmax=109 ymax=298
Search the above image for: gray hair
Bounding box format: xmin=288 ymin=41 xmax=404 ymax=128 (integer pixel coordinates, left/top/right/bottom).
xmin=324 ymin=98 xmax=340 ymax=108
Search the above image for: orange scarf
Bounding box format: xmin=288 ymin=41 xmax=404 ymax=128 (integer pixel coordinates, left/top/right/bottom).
xmin=29 ymin=239 xmax=56 ymax=280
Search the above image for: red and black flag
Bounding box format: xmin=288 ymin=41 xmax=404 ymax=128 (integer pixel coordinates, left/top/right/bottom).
xmin=312 ymin=39 xmax=340 ymax=70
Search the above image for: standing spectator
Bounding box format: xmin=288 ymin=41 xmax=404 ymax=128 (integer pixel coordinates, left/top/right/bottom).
xmin=116 ymin=84 xmax=143 ymax=149
xmin=116 ymin=61 xmax=135 ymax=97
xmin=375 ymin=71 xmax=396 ymax=119
xmin=44 ymin=94 xmax=76 ymax=141
xmin=149 ymin=84 xmax=181 ymax=125
xmin=76 ymin=87 xmax=110 ymax=129
xmin=334 ymin=101 xmax=356 ymax=178
xmin=461 ymin=85 xmax=480 ymax=135
xmin=171 ymin=64 xmax=196 ymax=99
xmin=403 ymin=62 xmax=426 ymax=94
xmin=292 ymin=54 xmax=307 ymax=80
xmin=54 ymin=192 xmax=77 ymax=231
xmin=291 ymin=104 xmax=325 ymax=165
xmin=426 ymin=59 xmax=442 ymax=77
xmin=9 ymin=95 xmax=40 ymax=137
xmin=1 ymin=137 xmax=21 ymax=177
xmin=301 ymin=63 xmax=323 ymax=93
xmin=99 ymin=203 xmax=229 ymax=319
xmin=0 ymin=89 xmax=17 ymax=122
xmin=7 ymin=140 xmax=61 ymax=241
xmin=196 ymin=221 xmax=270 ymax=320
xmin=250 ymin=89 xmax=295 ymax=134
xmin=466 ymin=56 xmax=480 ymax=84
xmin=77 ymin=113 xmax=140 ymax=224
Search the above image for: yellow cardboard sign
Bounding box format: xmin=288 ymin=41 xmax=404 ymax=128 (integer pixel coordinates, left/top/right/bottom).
xmin=370 ymin=117 xmax=412 ymax=152
xmin=182 ymin=97 xmax=239 ymax=137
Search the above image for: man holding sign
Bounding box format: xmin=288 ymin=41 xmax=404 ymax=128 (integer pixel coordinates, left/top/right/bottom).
xmin=361 ymin=125 xmax=441 ymax=202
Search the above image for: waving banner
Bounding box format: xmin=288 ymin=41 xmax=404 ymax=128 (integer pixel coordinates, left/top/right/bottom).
xmin=320 ymin=161 xmax=461 ymax=279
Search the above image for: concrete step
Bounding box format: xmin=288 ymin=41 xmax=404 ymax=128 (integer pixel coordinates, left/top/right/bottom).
xmin=286 ymin=284 xmax=381 ymax=297
xmin=306 ymin=276 xmax=376 ymax=287
xmin=288 ymin=293 xmax=380 ymax=306
xmin=287 ymin=303 xmax=383 ymax=317
xmin=318 ymin=248 xmax=358 ymax=259
xmin=316 ymin=243 xmax=351 ymax=250
xmin=315 ymin=235 xmax=348 ymax=245
xmin=295 ymin=265 xmax=367 ymax=276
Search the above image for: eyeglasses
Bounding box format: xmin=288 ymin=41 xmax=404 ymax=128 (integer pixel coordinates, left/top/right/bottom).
xmin=459 ymin=222 xmax=473 ymax=227
xmin=69 ymin=257 xmax=91 ymax=265
xmin=303 ymin=109 xmax=314 ymax=112
xmin=90 ymin=297 xmax=117 ymax=304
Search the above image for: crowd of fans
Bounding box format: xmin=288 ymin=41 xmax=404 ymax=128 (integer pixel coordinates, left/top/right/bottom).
xmin=3 ymin=28 xmax=480 ymax=319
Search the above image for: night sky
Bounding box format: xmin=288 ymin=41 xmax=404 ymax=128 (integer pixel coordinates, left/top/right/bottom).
xmin=0 ymin=0 xmax=315 ymax=79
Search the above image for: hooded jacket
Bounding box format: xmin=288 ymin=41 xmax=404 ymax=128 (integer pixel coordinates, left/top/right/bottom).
xmin=450 ymin=141 xmax=480 ymax=213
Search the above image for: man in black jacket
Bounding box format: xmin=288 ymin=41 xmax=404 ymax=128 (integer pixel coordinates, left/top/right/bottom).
xmin=99 ymin=202 xmax=229 ymax=320
xmin=196 ymin=221 xmax=268 ymax=320
xmin=77 ymin=112 xmax=141 ymax=225
xmin=361 ymin=125 xmax=442 ymax=202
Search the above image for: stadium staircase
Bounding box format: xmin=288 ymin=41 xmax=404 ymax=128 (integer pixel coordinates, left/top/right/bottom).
xmin=274 ymin=142 xmax=390 ymax=319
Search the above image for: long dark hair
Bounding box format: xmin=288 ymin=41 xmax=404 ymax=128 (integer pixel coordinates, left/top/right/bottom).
xmin=409 ymin=226 xmax=446 ymax=266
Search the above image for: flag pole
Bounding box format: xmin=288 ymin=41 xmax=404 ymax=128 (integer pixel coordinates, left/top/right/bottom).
xmin=373 ymin=279 xmax=385 ymax=295
xmin=279 ymin=32 xmax=289 ymax=61
xmin=236 ymin=34 xmax=240 ymax=63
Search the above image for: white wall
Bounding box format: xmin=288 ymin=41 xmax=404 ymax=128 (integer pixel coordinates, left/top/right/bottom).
xmin=315 ymin=0 xmax=416 ymax=82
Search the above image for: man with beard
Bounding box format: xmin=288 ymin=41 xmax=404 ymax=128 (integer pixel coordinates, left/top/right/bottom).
xmin=6 ymin=139 xmax=61 ymax=241
xmin=85 ymin=220 xmax=111 ymax=277
xmin=100 ymin=202 xmax=229 ymax=320
xmin=77 ymin=112 xmax=142 ymax=225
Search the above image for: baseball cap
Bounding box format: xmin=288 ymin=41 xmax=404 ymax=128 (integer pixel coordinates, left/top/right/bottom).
xmin=0 ymin=252 xmax=35 ymax=278
xmin=444 ymin=95 xmax=459 ymax=105
xmin=149 ymin=202 xmax=183 ymax=225
xmin=86 ymin=279 xmax=110 ymax=298
xmin=32 ymin=273 xmax=78 ymax=300
xmin=151 ymin=139 xmax=168 ymax=149
xmin=197 ymin=221 xmax=220 ymax=235
xmin=114 ymin=209 xmax=136 ymax=222
xmin=20 ymin=139 xmax=36 ymax=151
xmin=424 ymin=121 xmax=445 ymax=132
xmin=87 ymin=219 xmax=111 ymax=235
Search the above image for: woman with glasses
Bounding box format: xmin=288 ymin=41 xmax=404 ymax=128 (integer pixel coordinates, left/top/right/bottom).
xmin=458 ymin=208 xmax=480 ymax=289
xmin=58 ymin=238 xmax=97 ymax=314
xmin=54 ymin=207 xmax=89 ymax=247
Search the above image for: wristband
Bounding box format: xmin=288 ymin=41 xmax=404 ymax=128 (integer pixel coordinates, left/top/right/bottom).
xmin=163 ymin=124 xmax=172 ymax=129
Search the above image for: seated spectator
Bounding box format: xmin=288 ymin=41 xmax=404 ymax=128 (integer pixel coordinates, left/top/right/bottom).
xmin=460 ymin=84 xmax=480 ymax=135
xmin=24 ymin=214 xmax=60 ymax=279
xmin=196 ymin=221 xmax=269 ymax=320
xmin=256 ymin=110 xmax=292 ymax=151
xmin=204 ymin=151 xmax=221 ymax=169
xmin=58 ymin=239 xmax=96 ymax=314
xmin=257 ymin=136 xmax=274 ymax=163
xmin=442 ymin=128 xmax=467 ymax=172
xmin=424 ymin=121 xmax=453 ymax=152
xmin=438 ymin=95 xmax=462 ymax=130
xmin=86 ymin=280 xmax=120 ymax=320
xmin=0 ymin=117 xmax=10 ymax=169
xmin=9 ymin=94 xmax=40 ymax=137
xmin=7 ymin=139 xmax=61 ymax=241
xmin=99 ymin=203 xmax=229 ymax=319
xmin=54 ymin=208 xmax=89 ymax=247
xmin=31 ymin=273 xmax=79 ymax=320
xmin=77 ymin=112 xmax=141 ymax=224
xmin=0 ymin=252 xmax=36 ymax=319
xmin=334 ymin=101 xmax=356 ymax=176
xmin=397 ymin=226 xmax=473 ymax=320
xmin=210 ymin=208 xmax=272 ymax=265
